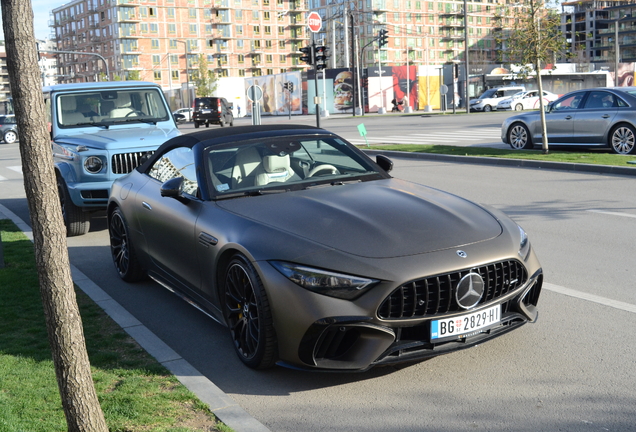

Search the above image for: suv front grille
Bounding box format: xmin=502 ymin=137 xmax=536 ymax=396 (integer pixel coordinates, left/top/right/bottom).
xmin=111 ymin=151 xmax=154 ymax=174
xmin=377 ymin=259 xmax=528 ymax=320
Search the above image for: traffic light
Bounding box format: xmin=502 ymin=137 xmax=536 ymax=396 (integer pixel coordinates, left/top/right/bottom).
xmin=314 ymin=45 xmax=328 ymax=71
xmin=288 ymin=82 xmax=294 ymax=92
xmin=378 ymin=29 xmax=389 ymax=48
xmin=299 ymin=46 xmax=314 ymax=65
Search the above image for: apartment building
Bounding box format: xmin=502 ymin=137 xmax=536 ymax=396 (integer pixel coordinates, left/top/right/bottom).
xmin=561 ymin=0 xmax=636 ymax=65
xmin=49 ymin=0 xmax=509 ymax=90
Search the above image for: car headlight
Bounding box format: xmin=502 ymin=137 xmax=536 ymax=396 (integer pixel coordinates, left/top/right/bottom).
xmin=270 ymin=261 xmax=379 ymax=300
xmin=518 ymin=225 xmax=530 ymax=260
xmin=472 ymin=100 xmax=481 ymax=104
xmin=84 ymin=156 xmax=104 ymax=174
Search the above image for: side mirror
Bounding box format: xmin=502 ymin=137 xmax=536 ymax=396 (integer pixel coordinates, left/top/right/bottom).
xmin=544 ymin=102 xmax=553 ymax=113
xmin=376 ymin=154 xmax=393 ymax=173
xmin=161 ymin=177 xmax=190 ymax=203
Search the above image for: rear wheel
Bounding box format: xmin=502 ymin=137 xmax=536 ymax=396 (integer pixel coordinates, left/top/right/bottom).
xmin=205 ymin=121 xmax=210 ymax=128
xmin=223 ymin=254 xmax=277 ymax=369
xmin=109 ymin=207 xmax=145 ymax=282
xmin=508 ymin=123 xmax=533 ymax=150
xmin=56 ymin=175 xmax=90 ymax=236
xmin=219 ymin=117 xmax=226 ymax=127
xmin=609 ymin=124 xmax=636 ymax=154
xmin=3 ymin=130 xmax=17 ymax=144
xmin=194 ymin=121 xmax=200 ymax=129
xmin=229 ymin=116 xmax=234 ymax=127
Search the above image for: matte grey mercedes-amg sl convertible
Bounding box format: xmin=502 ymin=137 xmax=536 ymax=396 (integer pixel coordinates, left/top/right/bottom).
xmin=108 ymin=124 xmax=543 ymax=371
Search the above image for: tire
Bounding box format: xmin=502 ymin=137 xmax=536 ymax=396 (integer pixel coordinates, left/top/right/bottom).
xmin=223 ymin=254 xmax=277 ymax=369
xmin=219 ymin=117 xmax=226 ymax=127
xmin=109 ymin=207 xmax=146 ymax=282
xmin=514 ymin=103 xmax=524 ymax=111
xmin=508 ymin=123 xmax=533 ymax=150
xmin=56 ymin=175 xmax=90 ymax=236
xmin=229 ymin=116 xmax=234 ymax=127
xmin=205 ymin=121 xmax=210 ymax=128
xmin=609 ymin=124 xmax=636 ymax=155
xmin=194 ymin=121 xmax=200 ymax=128
xmin=3 ymin=130 xmax=17 ymax=144
xmin=483 ymin=105 xmax=492 ymax=112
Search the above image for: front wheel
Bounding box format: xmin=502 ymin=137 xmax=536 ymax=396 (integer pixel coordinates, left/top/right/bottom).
xmin=514 ymin=103 xmax=524 ymax=111
xmin=610 ymin=124 xmax=636 ymax=154
xmin=3 ymin=130 xmax=17 ymax=144
xmin=223 ymin=254 xmax=277 ymax=369
xmin=109 ymin=207 xmax=146 ymax=282
xmin=508 ymin=123 xmax=533 ymax=150
xmin=483 ymin=105 xmax=492 ymax=112
xmin=57 ymin=175 xmax=90 ymax=236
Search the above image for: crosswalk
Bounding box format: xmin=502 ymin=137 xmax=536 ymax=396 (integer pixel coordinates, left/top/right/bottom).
xmin=0 ymin=166 xmax=22 ymax=181
xmin=344 ymin=128 xmax=502 ymax=146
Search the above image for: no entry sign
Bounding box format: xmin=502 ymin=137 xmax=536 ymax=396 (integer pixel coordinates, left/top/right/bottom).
xmin=307 ymin=11 xmax=322 ymax=33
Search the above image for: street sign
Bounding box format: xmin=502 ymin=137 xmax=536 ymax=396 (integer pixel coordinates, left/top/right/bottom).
xmin=440 ymin=84 xmax=449 ymax=95
xmin=307 ymin=11 xmax=322 ymax=33
xmin=246 ymin=85 xmax=263 ymax=102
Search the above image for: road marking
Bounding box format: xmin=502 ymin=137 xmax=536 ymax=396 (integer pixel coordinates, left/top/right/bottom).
xmin=544 ymin=282 xmax=636 ymax=315
xmin=8 ymin=166 xmax=22 ymax=174
xmin=0 ymin=174 xmax=6 ymax=181
xmin=587 ymin=209 xmax=636 ymax=219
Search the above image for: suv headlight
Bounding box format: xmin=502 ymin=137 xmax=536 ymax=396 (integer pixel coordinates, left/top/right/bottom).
xmin=84 ymin=156 xmax=104 ymax=174
xmin=270 ymin=261 xmax=379 ymax=300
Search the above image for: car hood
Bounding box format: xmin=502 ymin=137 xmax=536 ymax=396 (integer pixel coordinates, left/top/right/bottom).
xmin=217 ymin=179 xmax=502 ymax=258
xmin=53 ymin=127 xmax=179 ymax=151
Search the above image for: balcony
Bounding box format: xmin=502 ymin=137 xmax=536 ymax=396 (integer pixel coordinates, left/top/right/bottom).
xmin=118 ymin=14 xmax=140 ymax=22
xmin=213 ymin=0 xmax=231 ymax=9
xmin=290 ymin=0 xmax=308 ymax=11
xmin=440 ymin=10 xmax=462 ymax=18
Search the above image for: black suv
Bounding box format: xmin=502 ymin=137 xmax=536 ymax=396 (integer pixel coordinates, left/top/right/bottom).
xmin=192 ymin=97 xmax=234 ymax=128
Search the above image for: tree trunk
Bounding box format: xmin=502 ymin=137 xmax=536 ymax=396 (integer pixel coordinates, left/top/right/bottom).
xmin=0 ymin=1 xmax=108 ymax=431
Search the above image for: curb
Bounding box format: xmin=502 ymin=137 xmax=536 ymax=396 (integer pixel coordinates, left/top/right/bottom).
xmin=362 ymin=149 xmax=636 ymax=177
xmin=0 ymin=203 xmax=270 ymax=432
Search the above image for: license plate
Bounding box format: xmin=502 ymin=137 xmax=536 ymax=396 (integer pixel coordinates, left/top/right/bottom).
xmin=201 ymin=109 xmax=211 ymax=114
xmin=430 ymin=304 xmax=500 ymax=341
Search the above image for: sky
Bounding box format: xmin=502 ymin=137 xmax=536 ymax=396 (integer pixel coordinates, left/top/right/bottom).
xmin=0 ymin=0 xmax=62 ymax=40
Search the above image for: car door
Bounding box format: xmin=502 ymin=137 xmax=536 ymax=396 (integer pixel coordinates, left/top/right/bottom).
xmin=541 ymin=91 xmax=587 ymax=144
xmin=571 ymin=90 xmax=619 ymax=144
xmin=522 ymin=90 xmax=539 ymax=110
xmin=136 ymin=146 xmax=203 ymax=294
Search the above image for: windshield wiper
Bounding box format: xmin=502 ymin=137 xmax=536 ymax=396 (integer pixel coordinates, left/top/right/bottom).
xmin=70 ymin=121 xmax=109 ymax=129
xmin=215 ymin=188 xmax=288 ymax=200
xmin=120 ymin=118 xmax=158 ymax=125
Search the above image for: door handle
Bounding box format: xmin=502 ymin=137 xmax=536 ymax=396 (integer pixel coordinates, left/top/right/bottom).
xmin=602 ymin=114 xmax=610 ymax=118
xmin=565 ymin=115 xmax=572 ymax=120
xmin=142 ymin=202 xmax=152 ymax=210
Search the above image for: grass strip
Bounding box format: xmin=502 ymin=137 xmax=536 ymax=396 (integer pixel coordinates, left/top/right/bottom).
xmin=0 ymin=219 xmax=233 ymax=432
xmin=367 ymin=144 xmax=636 ymax=167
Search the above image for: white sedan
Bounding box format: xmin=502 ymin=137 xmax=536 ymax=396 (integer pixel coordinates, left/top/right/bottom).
xmin=497 ymin=90 xmax=559 ymax=111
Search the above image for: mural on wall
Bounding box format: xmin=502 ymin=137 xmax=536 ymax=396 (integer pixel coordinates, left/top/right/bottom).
xmin=615 ymin=63 xmax=635 ymax=87
xmin=391 ymin=65 xmax=418 ymax=110
xmin=244 ymin=71 xmax=302 ymax=115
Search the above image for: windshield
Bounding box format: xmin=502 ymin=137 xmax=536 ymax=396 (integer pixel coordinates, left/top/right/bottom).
xmin=57 ymin=89 xmax=169 ymax=128
xmin=204 ymin=135 xmax=384 ymax=198
xmin=479 ymin=89 xmax=497 ymax=99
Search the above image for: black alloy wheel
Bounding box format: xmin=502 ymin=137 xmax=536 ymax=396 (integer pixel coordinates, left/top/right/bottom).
xmin=508 ymin=123 xmax=533 ymax=150
xmin=108 ymin=207 xmax=145 ymax=282
xmin=610 ymin=124 xmax=636 ymax=155
xmin=56 ymin=175 xmax=90 ymax=236
xmin=223 ymin=254 xmax=277 ymax=369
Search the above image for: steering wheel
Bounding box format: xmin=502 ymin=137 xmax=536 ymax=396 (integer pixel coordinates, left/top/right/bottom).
xmin=307 ymin=164 xmax=340 ymax=177
xmin=125 ymin=110 xmax=145 ymax=117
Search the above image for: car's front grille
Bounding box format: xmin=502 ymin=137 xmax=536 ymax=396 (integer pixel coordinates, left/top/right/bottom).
xmin=377 ymin=259 xmax=528 ymax=320
xmin=111 ymin=151 xmax=154 ymax=174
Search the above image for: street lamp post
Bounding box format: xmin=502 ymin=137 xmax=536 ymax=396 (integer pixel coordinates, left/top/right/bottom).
xmin=176 ymin=40 xmax=191 ymax=110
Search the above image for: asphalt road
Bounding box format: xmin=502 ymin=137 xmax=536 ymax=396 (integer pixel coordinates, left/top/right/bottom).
xmin=2 ymin=116 xmax=636 ymax=431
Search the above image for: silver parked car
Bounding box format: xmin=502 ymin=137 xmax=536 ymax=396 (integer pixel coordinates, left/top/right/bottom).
xmin=502 ymin=87 xmax=636 ymax=154
xmin=108 ymin=125 xmax=543 ymax=371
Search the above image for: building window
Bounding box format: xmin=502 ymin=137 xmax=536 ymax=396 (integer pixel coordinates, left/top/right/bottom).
xmin=154 ymin=71 xmax=161 ymax=80
xmin=167 ymin=8 xmax=175 ymax=18
xmin=149 ymin=7 xmax=156 ymax=16
xmin=236 ymin=25 xmax=243 ymax=35
xmin=151 ymin=39 xmax=160 ymax=49
xmin=280 ymin=54 xmax=286 ymax=63
xmin=265 ymin=40 xmax=272 ymax=48
xmin=152 ymin=54 xmax=160 ymax=65
xmin=266 ymin=54 xmax=273 ymax=63
xmin=264 ymin=11 xmax=270 ymax=20
xmin=170 ymin=39 xmax=178 ymax=49
xmin=150 ymin=23 xmax=158 ymax=33
xmin=239 ymin=69 xmax=245 ymax=77
xmin=189 ymin=8 xmax=196 ymax=18
xmin=238 ymin=54 xmax=245 ymax=63
xmin=265 ymin=26 xmax=271 ymax=35
xmin=189 ymin=24 xmax=197 ymax=34
xmin=253 ymin=25 xmax=260 ymax=34
xmin=168 ymin=23 xmax=176 ymax=34
xmin=172 ymin=70 xmax=179 ymax=80
xmin=279 ymin=40 xmax=285 ymax=49
xmin=170 ymin=54 xmax=179 ymax=64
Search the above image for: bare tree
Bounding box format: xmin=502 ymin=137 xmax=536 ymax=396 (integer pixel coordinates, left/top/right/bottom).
xmin=502 ymin=0 xmax=566 ymax=154
xmin=0 ymin=1 xmax=108 ymax=430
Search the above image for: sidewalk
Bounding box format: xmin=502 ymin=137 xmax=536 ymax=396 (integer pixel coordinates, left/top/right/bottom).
xmin=0 ymin=203 xmax=270 ymax=432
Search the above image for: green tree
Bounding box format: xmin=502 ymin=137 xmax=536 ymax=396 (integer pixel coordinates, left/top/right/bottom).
xmin=126 ymin=70 xmax=141 ymax=81
xmin=194 ymin=54 xmax=218 ymax=97
xmin=502 ymin=0 xmax=567 ymax=154
xmin=0 ymin=0 xmax=108 ymax=430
